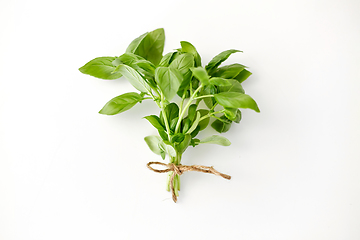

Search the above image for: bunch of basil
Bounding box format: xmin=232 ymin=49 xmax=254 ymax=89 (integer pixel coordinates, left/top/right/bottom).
xmin=79 ymin=28 xmax=259 ymax=199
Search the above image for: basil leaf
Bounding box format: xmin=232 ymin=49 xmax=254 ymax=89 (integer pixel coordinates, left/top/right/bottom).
xmin=98 ymin=92 xmax=143 ymax=115
xmin=202 ymin=85 xmax=217 ymax=109
xmin=205 ymin=49 xmax=242 ymax=74
xmin=197 ymin=109 xmax=210 ymax=130
xmin=223 ymin=108 xmax=237 ymax=121
xmin=155 ymin=67 xmax=183 ymax=101
xmin=158 ymin=130 xmax=168 ymax=141
xmin=211 ymin=115 xmax=232 ymax=133
xmin=180 ymin=41 xmax=201 ymax=67
xmin=144 ymin=115 xmax=165 ymax=130
xmin=117 ymin=53 xmax=145 ymax=66
xmin=190 ymin=138 xmax=200 ymax=147
xmin=213 ymin=63 xmax=245 ymax=79
xmin=158 ymin=52 xmax=176 ymax=67
xmin=186 ymin=112 xmax=201 ymax=134
xmin=209 ymin=77 xmax=231 ymax=86
xmin=79 ymin=57 xmax=122 ymax=80
xmin=235 ymin=69 xmax=252 ymax=83
xmin=134 ymin=59 xmax=156 ymax=76
xmin=199 ymin=135 xmax=231 ymax=146
xmin=144 ymin=135 xmax=162 ymax=155
xmin=218 ymin=79 xmax=245 ymax=94
xmin=165 ymin=144 xmax=176 ymax=158
xmin=131 ymin=28 xmax=165 ymax=65
xmin=190 ymin=67 xmax=210 ymax=85
xmin=170 ymin=117 xmax=179 ymax=132
xmin=163 ymin=103 xmax=179 ymax=122
xmin=170 ymin=53 xmax=194 ymax=75
xmin=171 ymin=133 xmax=185 ymax=144
xmin=182 ymin=118 xmax=191 ymax=134
xmin=114 ymin=64 xmax=150 ymax=93
xmin=178 ymin=134 xmax=192 ymax=153
xmin=187 ymin=104 xmax=197 ymax=122
xmin=234 ymin=109 xmax=242 ymax=123
xmin=126 ymin=32 xmax=148 ymax=53
xmin=214 ymin=92 xmax=260 ymax=112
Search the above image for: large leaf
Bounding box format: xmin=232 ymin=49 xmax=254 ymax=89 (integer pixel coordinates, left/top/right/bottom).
xmin=114 ymin=64 xmax=150 ymax=93
xmin=79 ymin=57 xmax=122 ymax=80
xmin=155 ymin=67 xmax=183 ymax=101
xmin=199 ymin=135 xmax=231 ymax=146
xmin=190 ymin=67 xmax=210 ymax=85
xmin=170 ymin=53 xmax=194 ymax=97
xmin=214 ymin=92 xmax=260 ymax=112
xmin=144 ymin=135 xmax=162 ymax=155
xmin=98 ymin=92 xmax=143 ymax=115
xmin=205 ymin=49 xmax=242 ymax=74
xmin=180 ymin=41 xmax=201 ymax=67
xmin=158 ymin=52 xmax=176 ymax=67
xmin=129 ymin=28 xmax=165 ymax=65
xmin=212 ymin=63 xmax=246 ymax=79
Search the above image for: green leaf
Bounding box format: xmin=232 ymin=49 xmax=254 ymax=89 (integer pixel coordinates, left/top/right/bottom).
xmin=178 ymin=134 xmax=192 ymax=153
xmin=180 ymin=41 xmax=202 ymax=67
xmin=158 ymin=130 xmax=168 ymax=141
xmin=214 ymin=92 xmax=260 ymax=112
xmin=98 ymin=92 xmax=143 ymax=115
xmin=163 ymin=103 xmax=179 ymax=122
xmin=117 ymin=53 xmax=145 ymax=66
xmin=218 ymin=79 xmax=245 ymax=94
xmin=126 ymin=32 xmax=148 ymax=53
xmin=235 ymin=69 xmax=252 ymax=83
xmin=205 ymin=49 xmax=242 ymax=74
xmin=144 ymin=135 xmax=162 ymax=155
xmin=155 ymin=67 xmax=183 ymax=101
xmin=234 ymin=109 xmax=242 ymax=123
xmin=144 ymin=115 xmax=165 ymax=130
xmin=171 ymin=133 xmax=185 ymax=144
xmin=170 ymin=53 xmax=194 ymax=75
xmin=213 ymin=63 xmax=246 ymax=79
xmin=170 ymin=117 xmax=179 ymax=131
xmin=223 ymin=108 xmax=237 ymax=121
xmin=209 ymin=77 xmax=231 ymax=86
xmin=114 ymin=64 xmax=150 ymax=93
xmin=134 ymin=59 xmax=156 ymax=77
xmin=186 ymin=112 xmax=201 ymax=134
xmin=130 ymin=28 xmax=165 ymax=65
xmin=190 ymin=67 xmax=210 ymax=85
xmin=197 ymin=109 xmax=210 ymax=130
xmin=199 ymin=135 xmax=231 ymax=146
xmin=201 ymin=85 xmax=217 ymax=109
xmin=190 ymin=138 xmax=200 ymax=147
xmin=211 ymin=115 xmax=232 ymax=133
xmin=158 ymin=52 xmax=176 ymax=67
xmin=79 ymin=57 xmax=122 ymax=80
xmin=187 ymin=104 xmax=197 ymax=122
xmin=181 ymin=118 xmax=191 ymax=134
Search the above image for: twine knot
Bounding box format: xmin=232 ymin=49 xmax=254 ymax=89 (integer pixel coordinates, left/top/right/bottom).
xmin=147 ymin=161 xmax=231 ymax=203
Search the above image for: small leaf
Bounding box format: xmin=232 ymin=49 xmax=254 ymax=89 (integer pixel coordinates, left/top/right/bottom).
xmin=199 ymin=135 xmax=231 ymax=146
xmin=187 ymin=104 xmax=197 ymax=122
xmin=144 ymin=115 xmax=165 ymax=130
xmin=209 ymin=77 xmax=231 ymax=86
xmin=171 ymin=133 xmax=185 ymax=144
xmin=99 ymin=92 xmax=143 ymax=115
xmin=178 ymin=134 xmax=191 ymax=153
xmin=155 ymin=67 xmax=183 ymax=101
xmin=211 ymin=116 xmax=232 ymax=133
xmin=170 ymin=53 xmax=194 ymax=76
xmin=186 ymin=112 xmax=201 ymax=134
xmin=79 ymin=57 xmax=122 ymax=80
xmin=158 ymin=130 xmax=168 ymax=141
xmin=234 ymin=109 xmax=242 ymax=123
xmin=205 ymin=49 xmax=242 ymax=74
xmin=190 ymin=67 xmax=210 ymax=85
xmin=214 ymin=92 xmax=260 ymax=112
xmin=165 ymin=144 xmax=176 ymax=158
xmin=190 ymin=138 xmax=200 ymax=147
xmin=114 ymin=64 xmax=150 ymax=93
xmin=197 ymin=109 xmax=210 ymax=130
xmin=235 ymin=69 xmax=252 ymax=83
xmin=159 ymin=52 xmax=176 ymax=67
xmin=144 ymin=135 xmax=162 ymax=155
xmin=223 ymin=108 xmax=237 ymax=121
xmin=180 ymin=41 xmax=202 ymax=67
xmin=202 ymin=85 xmax=216 ymax=109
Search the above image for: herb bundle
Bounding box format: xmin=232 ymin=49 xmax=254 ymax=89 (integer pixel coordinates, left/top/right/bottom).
xmin=79 ymin=28 xmax=260 ymax=202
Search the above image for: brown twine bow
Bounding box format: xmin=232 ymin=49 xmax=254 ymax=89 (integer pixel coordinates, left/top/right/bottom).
xmin=147 ymin=161 xmax=231 ymax=203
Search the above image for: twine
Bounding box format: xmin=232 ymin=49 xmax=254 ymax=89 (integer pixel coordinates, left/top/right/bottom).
xmin=147 ymin=161 xmax=231 ymax=203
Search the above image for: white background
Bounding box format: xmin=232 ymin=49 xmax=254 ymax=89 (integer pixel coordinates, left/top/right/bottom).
xmin=1 ymin=0 xmax=359 ymax=239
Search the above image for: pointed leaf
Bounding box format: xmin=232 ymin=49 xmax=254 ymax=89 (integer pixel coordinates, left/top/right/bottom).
xmin=180 ymin=41 xmax=202 ymax=67
xmin=235 ymin=69 xmax=252 ymax=83
xmin=205 ymin=49 xmax=242 ymax=74
xmin=99 ymin=92 xmax=142 ymax=115
xmin=190 ymin=67 xmax=210 ymax=85
xmin=214 ymin=92 xmax=260 ymax=112
xmin=144 ymin=135 xmax=162 ymax=155
xmin=218 ymin=79 xmax=245 ymax=94
xmin=114 ymin=64 xmax=150 ymax=93
xmin=213 ymin=63 xmax=246 ymax=79
xmin=79 ymin=57 xmax=122 ymax=80
xmin=199 ymin=135 xmax=231 ymax=146
xmin=209 ymin=77 xmax=231 ymax=86
xmin=186 ymin=112 xmax=201 ymax=134
xmin=155 ymin=67 xmax=183 ymax=101
xmin=126 ymin=32 xmax=148 ymax=53
xmin=144 ymin=115 xmax=165 ymax=130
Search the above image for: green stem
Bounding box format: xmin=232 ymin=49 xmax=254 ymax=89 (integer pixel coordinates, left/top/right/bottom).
xmin=199 ymin=110 xmax=224 ymax=122
xmin=174 ymin=84 xmax=203 ymax=133
xmin=160 ymin=92 xmax=171 ymax=139
xmin=194 ymin=94 xmax=214 ymax=100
